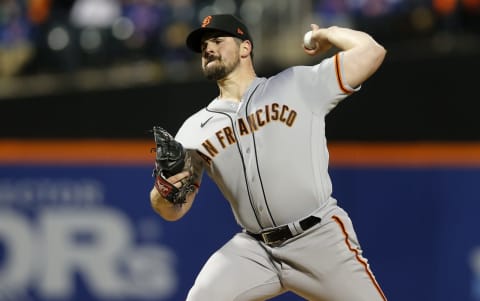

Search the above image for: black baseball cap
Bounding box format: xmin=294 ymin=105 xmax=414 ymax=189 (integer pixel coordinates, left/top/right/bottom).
xmin=186 ymin=14 xmax=253 ymax=53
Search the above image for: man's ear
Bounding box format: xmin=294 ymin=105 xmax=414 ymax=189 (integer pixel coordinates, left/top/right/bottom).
xmin=240 ymin=40 xmax=252 ymax=58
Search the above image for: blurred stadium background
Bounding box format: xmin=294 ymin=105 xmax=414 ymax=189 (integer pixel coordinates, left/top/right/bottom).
xmin=0 ymin=0 xmax=479 ymax=138
xmin=1 ymin=1 xmax=480 ymax=301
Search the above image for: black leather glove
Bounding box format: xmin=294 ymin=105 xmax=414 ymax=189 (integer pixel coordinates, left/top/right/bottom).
xmin=151 ymin=126 xmax=195 ymax=204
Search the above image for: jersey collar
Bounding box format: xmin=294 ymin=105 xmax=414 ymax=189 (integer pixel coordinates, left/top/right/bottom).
xmin=207 ymin=77 xmax=265 ymax=113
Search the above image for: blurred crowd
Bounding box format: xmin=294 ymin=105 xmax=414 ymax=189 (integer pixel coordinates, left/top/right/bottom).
xmin=0 ymin=0 xmax=198 ymax=77
xmin=0 ymin=0 xmax=479 ymax=79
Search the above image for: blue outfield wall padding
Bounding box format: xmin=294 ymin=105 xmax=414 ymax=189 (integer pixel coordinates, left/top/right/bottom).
xmin=0 ymin=164 xmax=479 ymax=301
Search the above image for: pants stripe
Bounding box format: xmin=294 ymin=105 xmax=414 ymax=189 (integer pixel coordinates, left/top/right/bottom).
xmin=332 ymin=215 xmax=387 ymax=301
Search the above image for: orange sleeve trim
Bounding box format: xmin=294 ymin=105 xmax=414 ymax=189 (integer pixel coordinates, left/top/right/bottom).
xmin=1 ymin=140 xmax=480 ymax=167
xmin=334 ymin=53 xmax=352 ymax=95
xmin=332 ymin=215 xmax=388 ymax=301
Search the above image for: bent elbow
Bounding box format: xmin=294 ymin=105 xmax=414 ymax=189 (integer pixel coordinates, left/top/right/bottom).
xmin=159 ymin=211 xmax=184 ymax=222
xmin=151 ymin=201 xmax=185 ymax=221
xmin=374 ymin=43 xmax=387 ymax=66
xmin=367 ymin=43 xmax=387 ymax=76
xmin=378 ymin=45 xmax=387 ymax=62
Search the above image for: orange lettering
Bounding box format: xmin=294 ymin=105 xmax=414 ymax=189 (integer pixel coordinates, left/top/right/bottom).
xmin=247 ymin=114 xmax=258 ymax=132
xmin=280 ymin=105 xmax=288 ymax=122
xmin=196 ymin=150 xmax=212 ymax=165
xmin=256 ymin=109 xmax=265 ymax=127
xmin=238 ymin=118 xmax=250 ymax=135
xmin=271 ymin=103 xmax=279 ymax=120
xmin=202 ymin=139 xmax=218 ymax=157
xmin=286 ymin=111 xmax=297 ymax=126
xmin=265 ymin=104 xmax=271 ymax=123
xmin=216 ymin=130 xmax=226 ymax=148
xmin=202 ymin=16 xmax=212 ymax=28
xmin=224 ymin=127 xmax=236 ymax=144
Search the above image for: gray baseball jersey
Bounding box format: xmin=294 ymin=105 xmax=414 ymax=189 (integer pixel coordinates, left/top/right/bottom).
xmin=176 ymin=53 xmax=357 ymax=233
xmin=177 ymin=53 xmax=387 ymax=301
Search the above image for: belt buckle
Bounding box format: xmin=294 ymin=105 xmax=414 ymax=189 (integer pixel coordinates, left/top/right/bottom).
xmin=261 ymin=232 xmax=278 ymax=245
xmin=260 ymin=228 xmax=285 ymax=245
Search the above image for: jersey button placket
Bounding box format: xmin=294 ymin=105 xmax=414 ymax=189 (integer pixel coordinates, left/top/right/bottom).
xmin=244 ymin=145 xmax=262 ymax=221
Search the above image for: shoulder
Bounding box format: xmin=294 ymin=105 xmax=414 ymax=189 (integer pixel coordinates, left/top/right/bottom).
xmin=177 ymin=107 xmax=209 ymax=133
xmin=184 ymin=107 xmax=210 ymax=124
xmin=175 ymin=107 xmax=211 ymax=148
xmin=267 ymin=56 xmax=336 ymax=82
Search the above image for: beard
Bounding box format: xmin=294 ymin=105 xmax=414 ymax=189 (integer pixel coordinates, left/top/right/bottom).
xmin=202 ymin=54 xmax=240 ymax=81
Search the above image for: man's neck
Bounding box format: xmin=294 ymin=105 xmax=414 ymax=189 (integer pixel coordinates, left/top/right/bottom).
xmin=217 ymin=70 xmax=256 ymax=102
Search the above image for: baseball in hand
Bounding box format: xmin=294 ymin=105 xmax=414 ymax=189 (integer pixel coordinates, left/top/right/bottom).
xmin=303 ymin=31 xmax=317 ymax=50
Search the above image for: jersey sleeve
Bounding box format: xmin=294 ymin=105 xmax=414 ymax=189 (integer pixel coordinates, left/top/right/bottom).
xmin=174 ymin=107 xmax=212 ymax=149
xmin=295 ymin=52 xmax=360 ymax=115
xmin=187 ymin=149 xmax=204 ymax=188
xmin=174 ymin=113 xmax=206 ymax=186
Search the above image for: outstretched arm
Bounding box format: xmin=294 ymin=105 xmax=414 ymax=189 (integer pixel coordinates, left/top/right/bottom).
xmin=304 ymin=24 xmax=386 ymax=88
xmin=150 ymin=170 xmax=199 ymax=221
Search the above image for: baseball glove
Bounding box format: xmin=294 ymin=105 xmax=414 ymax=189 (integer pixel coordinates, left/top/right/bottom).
xmin=151 ymin=126 xmax=195 ymax=205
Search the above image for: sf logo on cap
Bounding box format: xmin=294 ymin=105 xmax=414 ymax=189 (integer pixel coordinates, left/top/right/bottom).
xmin=202 ymin=16 xmax=212 ymax=28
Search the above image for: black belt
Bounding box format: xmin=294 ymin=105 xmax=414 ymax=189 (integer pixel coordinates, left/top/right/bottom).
xmin=247 ymin=216 xmax=321 ymax=246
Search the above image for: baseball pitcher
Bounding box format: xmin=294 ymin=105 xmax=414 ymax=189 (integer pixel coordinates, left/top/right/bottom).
xmin=150 ymin=14 xmax=387 ymax=301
